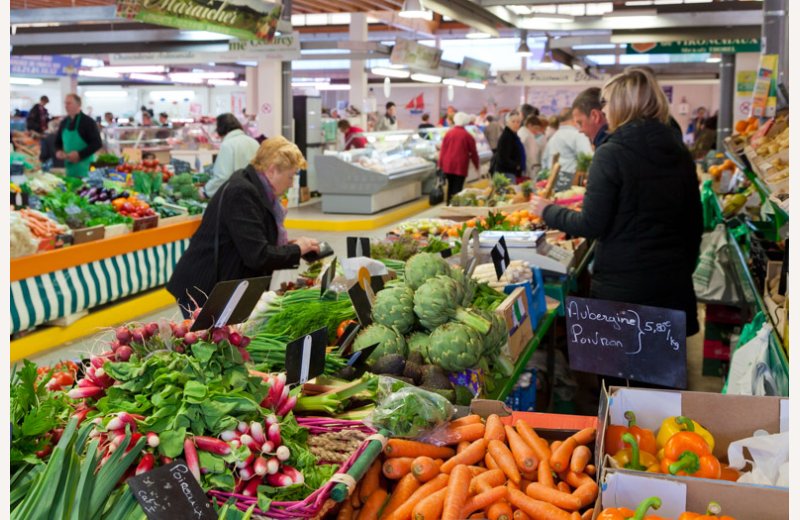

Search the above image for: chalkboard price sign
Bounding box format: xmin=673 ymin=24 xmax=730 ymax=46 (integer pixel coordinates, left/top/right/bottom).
xmin=565 ymin=296 xmax=687 ymax=388
xmin=127 ymin=460 xmax=216 ymax=520
xmin=553 ymin=170 xmax=576 ymax=193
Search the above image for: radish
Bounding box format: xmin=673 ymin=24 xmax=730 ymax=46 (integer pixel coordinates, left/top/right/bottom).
xmin=68 ymin=386 xmax=104 ymax=399
xmin=135 ymin=453 xmax=155 ymax=475
xmin=276 ymin=445 xmax=290 ymax=462
xmin=146 ymin=432 xmax=160 ymax=448
xmin=220 ymin=430 xmax=240 ymax=442
xmin=282 ymin=466 xmax=304 ymax=485
xmin=253 ymin=456 xmax=268 ymax=476
xmin=236 ymin=453 xmax=255 ymax=469
xmin=250 ymin=422 xmax=266 ymax=444
xmin=239 ymin=336 xmax=251 ymax=348
xmin=238 ymin=347 xmax=251 ymax=363
xmin=194 ymin=436 xmax=231 ymax=455
xmin=192 ymin=307 xmax=201 ymax=320
xmin=267 ymin=424 xmax=281 ymax=446
xmin=239 ymin=465 xmax=256 ymax=481
xmin=183 ymin=332 xmax=198 ymax=345
xmin=266 ymin=473 xmax=294 ymax=487
xmin=77 ymin=378 xmax=96 ymax=388
xmin=45 ymin=379 xmax=60 ymax=391
xmin=116 ymin=346 xmax=133 ymax=362
xmin=261 ymin=441 xmax=274 ymax=454
xmin=240 ymin=434 xmax=259 ymax=452
xmin=230 ymin=440 xmax=241 ymax=449
xmin=211 ymin=328 xmax=228 ymax=344
xmin=91 ymin=356 xmax=107 ymax=369
xmin=131 ymin=327 xmax=145 ymax=344
xmin=161 ymin=456 xmax=173 ymax=465
xmin=173 ymin=325 xmax=187 ymax=339
xmin=237 ymin=421 xmax=250 ymax=434
xmin=35 ymin=444 xmax=52 ymax=458
xmin=116 ymin=327 xmax=132 ymax=344
xmin=268 ymin=374 xmax=286 ymax=408
xmin=229 ymin=331 xmax=242 ymax=346
xmin=266 ymin=457 xmax=280 ymax=475
xmin=145 ymin=322 xmax=159 ymax=338
xmin=125 ymin=433 xmax=143 ymax=452
xmin=183 ymin=439 xmax=201 ymax=483
xmin=234 ymin=478 xmax=247 ymax=494
xmin=110 ymin=339 xmax=121 ymax=352
xmin=71 ymin=407 xmax=92 ymax=424
xmin=265 ymin=414 xmax=278 ymax=426
xmin=107 ymin=412 xmax=136 ymax=431
xmin=277 ymin=395 xmax=297 ymax=417
xmin=174 ymin=345 xmax=185 ymax=354
xmin=242 ymin=478 xmax=261 ymax=497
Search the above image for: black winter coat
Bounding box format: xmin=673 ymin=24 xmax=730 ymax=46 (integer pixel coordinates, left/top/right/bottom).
xmin=167 ymin=165 xmax=301 ymax=313
xmin=493 ymin=127 xmax=524 ymax=176
xmin=543 ymin=119 xmax=703 ymax=335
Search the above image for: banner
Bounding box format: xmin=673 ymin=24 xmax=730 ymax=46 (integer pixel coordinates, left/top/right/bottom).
xmin=458 ymin=57 xmax=490 ymax=82
xmin=751 ymin=54 xmax=779 ymax=118
xmin=627 ymin=39 xmax=760 ymax=54
xmin=115 ymin=0 xmax=283 ymax=42
xmin=11 ymin=55 xmax=80 ymax=77
xmin=390 ymin=39 xmax=442 ymax=70
xmin=734 ymin=70 xmax=756 ymax=121
xmin=496 ymin=69 xmax=609 ymax=86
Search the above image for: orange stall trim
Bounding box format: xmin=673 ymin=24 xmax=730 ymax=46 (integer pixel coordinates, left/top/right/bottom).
xmin=11 ymin=217 xmax=202 ymax=282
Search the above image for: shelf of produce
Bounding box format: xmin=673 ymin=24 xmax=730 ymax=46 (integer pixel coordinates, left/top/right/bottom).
xmin=10 ymin=217 xmax=200 ymax=335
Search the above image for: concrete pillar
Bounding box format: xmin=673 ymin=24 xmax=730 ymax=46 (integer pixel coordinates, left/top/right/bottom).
xmin=245 ymin=67 xmax=257 ymax=119
xmin=256 ymin=59 xmax=283 ymax=139
xmin=762 ymin=0 xmax=788 ymax=88
xmin=281 ymin=0 xmax=293 ymax=140
xmin=717 ymin=54 xmax=735 ymax=150
xmin=349 ymin=13 xmax=368 ymax=128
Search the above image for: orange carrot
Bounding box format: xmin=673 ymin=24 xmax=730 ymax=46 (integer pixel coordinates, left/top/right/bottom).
xmin=449 ymin=414 xmax=482 ymax=428
xmin=457 ymin=441 xmax=470 ymax=454
xmin=470 ymin=468 xmax=506 ymax=494
xmin=550 ymin=437 xmax=577 ymax=472
xmin=357 ymin=489 xmax=389 ymax=520
xmin=507 ymin=480 xmax=520 ymax=491
xmin=562 ymin=471 xmax=593 ymax=489
xmin=584 ymin=465 xmax=596 ymax=476
xmin=463 ymin=486 xmax=509 ymax=516
xmin=384 ymin=440 xmax=455 ymax=460
xmin=512 ymin=510 xmax=531 ymax=520
xmin=520 ymin=479 xmax=533 ymax=490
xmin=379 ymin=474 xmax=420 ymax=519
xmin=581 ymin=508 xmax=594 ymax=520
xmin=410 ymin=457 xmax=442 ymax=483
xmin=515 ymin=422 xmax=552 ymax=462
xmin=488 ymin=501 xmax=513 ymax=520
xmin=489 ymin=440 xmax=521 ymax=484
xmin=485 ymin=414 xmax=506 ymax=442
xmin=486 ymin=452 xmax=499 ymax=470
xmin=571 ymin=481 xmax=599 ymax=508
xmin=521 ymin=470 xmax=538 ymax=482
xmin=505 ymin=426 xmax=539 ymax=472
xmin=442 ymin=465 xmax=472 ymax=520
xmin=411 ymin=488 xmax=447 ymax=520
xmin=550 ymin=440 xmax=563 ymax=453
xmin=538 ymin=459 xmax=555 ymax=489
xmin=383 ymin=458 xmax=414 ymax=480
xmin=442 ymin=423 xmax=486 ymax=444
xmin=507 ymin=488 xmax=573 ymax=520
xmin=468 ymin=466 xmax=487 ymax=476
xmin=352 ymin=487 xmax=362 ymax=508
xmin=571 ymin=428 xmax=596 ymax=446
xmin=360 ymin=460 xmax=382 ymax=502
xmin=569 ymin=446 xmax=591 ymax=474
xmin=441 ymin=439 xmax=487 ymax=474
xmin=337 ymin=500 xmax=354 ymax=520
xmin=557 ymin=482 xmax=571 ymax=494
xmin=383 ymin=474 xmax=449 ymax=520
xmin=524 ymin=483 xmax=581 ymax=511
xmin=570 ymin=513 xmax=582 ymax=520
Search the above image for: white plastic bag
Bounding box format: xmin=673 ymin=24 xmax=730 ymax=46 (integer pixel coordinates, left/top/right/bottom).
xmin=727 ymin=430 xmax=789 ymax=487
xmin=726 ymin=323 xmax=778 ymax=396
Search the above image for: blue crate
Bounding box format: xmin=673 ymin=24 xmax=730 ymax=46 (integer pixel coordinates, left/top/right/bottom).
xmin=504 ymin=369 xmax=537 ymax=412
xmin=504 ymin=266 xmax=547 ymax=330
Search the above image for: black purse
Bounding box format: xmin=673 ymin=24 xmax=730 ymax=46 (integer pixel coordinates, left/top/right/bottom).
xmin=428 ymin=169 xmax=445 ymax=205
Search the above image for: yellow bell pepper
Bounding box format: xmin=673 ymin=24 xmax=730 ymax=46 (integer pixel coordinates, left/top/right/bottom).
xmin=656 ymin=416 xmax=715 ymax=452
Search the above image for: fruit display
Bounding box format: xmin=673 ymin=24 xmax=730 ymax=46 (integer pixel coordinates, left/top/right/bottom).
xmin=76 ymin=185 xmax=130 ymax=204
xmin=111 ymin=196 xmax=157 ymax=218
xmin=734 ymin=116 xmax=761 ymax=137
xmin=116 ymin=158 xmax=174 ymax=183
xmin=450 ymin=175 xmax=533 ymax=207
xmin=708 ymin=159 xmax=737 ymax=182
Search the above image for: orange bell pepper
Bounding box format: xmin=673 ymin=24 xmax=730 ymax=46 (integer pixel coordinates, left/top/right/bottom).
xmin=660 ymin=431 xmax=721 ymax=479
xmin=604 ymin=411 xmax=658 ymax=456
xmin=611 ymin=433 xmax=660 ymax=472
xmin=678 ymin=501 xmax=736 ymax=520
xmin=598 ymin=497 xmax=667 ymax=520
xmin=719 ymin=465 xmax=741 ymax=482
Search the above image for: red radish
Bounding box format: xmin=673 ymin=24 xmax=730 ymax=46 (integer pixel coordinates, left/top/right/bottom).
xmin=242 ymin=478 xmax=261 ymax=497
xmin=78 ymin=378 xmax=96 ymax=388
xmin=45 ymin=379 xmax=60 ymax=391
xmin=239 ymin=465 xmax=256 ymax=481
xmin=192 ymin=308 xmax=201 ymax=320
xmin=145 ymin=322 xmax=159 ymax=337
xmin=161 ymin=456 xmax=173 ymax=465
xmin=254 ymin=456 xmax=268 ymax=476
xmin=146 ymin=432 xmax=160 ymax=448
xmin=234 ymin=478 xmax=246 ymax=494
xmin=240 ymin=434 xmax=259 ymax=452
xmin=183 ymin=332 xmax=198 ymax=345
xmin=91 ymin=356 xmax=107 ymax=369
xmin=107 ymin=412 xmax=136 ymax=431
xmin=183 ymin=439 xmax=201 ymax=483
xmin=277 ymin=395 xmax=297 ymax=417
xmin=266 ymin=473 xmax=294 ymax=487
xmin=240 ymin=336 xmax=251 ymax=348
xmin=276 ymin=445 xmax=290 ymax=462
xmin=131 ymin=327 xmax=145 ymax=344
xmin=135 ymin=453 xmax=155 ymax=475
xmin=50 ymin=428 xmax=64 ymax=443
xmin=35 ymin=444 xmax=52 ymax=458
xmin=194 ymin=436 xmax=231 ymax=455
xmin=237 ymin=453 xmax=255 ymax=469
xmin=267 ymin=457 xmax=280 ymax=475
xmin=125 ymin=433 xmax=143 ymax=452
xmin=283 ymin=466 xmax=304 ymax=485
xmin=220 ymin=430 xmax=240 ymax=442
xmin=238 ymin=348 xmax=251 ymax=363
xmin=265 ymin=414 xmax=278 ymax=425
xmin=250 ymin=422 xmax=266 ymax=444
xmin=173 ymin=325 xmax=187 ymax=339
xmin=230 ymin=440 xmax=241 ymax=449
xmin=110 ymin=339 xmax=121 ymax=352
xmin=268 ymin=374 xmax=286 ymax=408
xmin=72 ymin=408 xmax=92 ymax=424
xmin=237 ymin=422 xmax=250 ymax=434
xmin=267 ymin=423 xmax=281 ymax=446
xmin=174 ymin=345 xmax=185 ymax=354
xmin=68 ymin=386 xmax=104 ymax=399
xmin=116 ymin=327 xmax=132 ymax=344
xmin=211 ymin=328 xmax=228 ymax=344
xmin=98 ymin=350 xmax=117 ymax=360
xmin=116 ymin=346 xmax=133 ymax=362
xmin=229 ymin=331 xmax=242 ymax=346
xmin=261 ymin=441 xmax=274 ymax=454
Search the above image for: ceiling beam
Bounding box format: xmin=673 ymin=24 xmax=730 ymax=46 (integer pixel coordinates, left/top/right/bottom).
xmin=422 ymin=0 xmax=510 ymax=36
xmin=365 ymin=10 xmax=438 ymax=38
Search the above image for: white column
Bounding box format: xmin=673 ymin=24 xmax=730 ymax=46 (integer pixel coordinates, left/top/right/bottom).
xmin=245 ymin=66 xmax=258 ymax=119
xmin=349 ymin=13 xmax=368 ymax=128
xmin=256 ymin=58 xmax=283 ymax=139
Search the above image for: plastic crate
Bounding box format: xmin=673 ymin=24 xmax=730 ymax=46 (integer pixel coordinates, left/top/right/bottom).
xmin=504 ymin=266 xmax=547 ymax=330
xmin=543 ymin=274 xmax=569 ymax=316
xmin=504 ymin=369 xmax=537 ymax=412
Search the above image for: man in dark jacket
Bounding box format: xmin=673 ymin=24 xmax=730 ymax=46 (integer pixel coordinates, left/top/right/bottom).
xmin=54 ymin=93 xmax=103 ymax=178
xmin=572 ymin=87 xmax=609 ymax=149
xmin=26 ymin=96 xmax=50 ymax=134
xmin=492 ymin=110 xmax=525 ymax=181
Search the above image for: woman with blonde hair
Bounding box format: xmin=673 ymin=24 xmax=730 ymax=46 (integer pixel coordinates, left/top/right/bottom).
xmin=530 ymin=67 xmax=703 ymax=349
xmin=168 ymin=136 xmax=320 ymax=316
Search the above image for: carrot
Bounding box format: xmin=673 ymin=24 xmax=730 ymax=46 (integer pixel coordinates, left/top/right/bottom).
xmin=468 ymin=466 xmax=487 ymax=476
xmin=442 ymin=423 xmax=486 ymax=444
xmin=561 ymin=471 xmax=593 ymax=489
xmin=512 ymin=510 xmax=531 ymax=520
xmin=486 ymin=452 xmax=499 ymax=470
xmin=507 ymin=488 xmax=573 ymax=520
xmin=410 ymin=457 xmax=441 ymax=483
xmin=515 ymin=422 xmax=552 ymax=462
xmin=524 ymin=483 xmax=581 ymax=511
xmin=384 ymin=440 xmax=455 ymax=460
xmin=379 ymin=474 xmax=420 ymax=519
xmin=450 ymin=414 xmax=482 ymax=428
xmin=489 ymin=440 xmax=521 ymax=484
xmin=470 ymin=468 xmax=506 ymax=494
xmin=571 ymin=428 xmax=596 ymax=446
xmin=442 ymin=465 xmax=472 ymax=520
xmin=457 ymin=441 xmax=470 ymax=454
xmin=550 ymin=437 xmax=577 ymax=472
xmin=383 ymin=474 xmax=449 ymax=520
xmin=357 ymin=489 xmax=389 ymax=520
xmin=538 ymin=459 xmax=555 ymax=489
xmin=508 ymin=480 xmax=520 ymax=490
xmin=360 ymin=460 xmax=382 ymax=501
xmin=463 ymin=486 xmax=509 ymax=516
xmin=485 ymin=414 xmax=506 ymax=442
xmin=570 ymin=513 xmax=582 ymax=520
xmin=569 ymin=446 xmax=591 ymax=474
xmin=557 ymin=482 xmax=571 ymax=494
xmin=581 ymin=508 xmax=594 ymax=520
xmin=338 ymin=500 xmax=354 ymax=520
xmin=584 ymin=465 xmax=596 ymax=476
xmin=521 ymin=470 xmax=538 ymax=482
xmin=571 ymin=481 xmax=599 ymax=508
xmin=383 ymin=458 xmax=414 ymax=480
xmin=411 ymin=488 xmax=447 ymax=520
xmin=550 ymin=440 xmax=562 ymax=453
xmin=505 ymin=426 xmax=539 ymax=472
xmin=441 ymin=439 xmax=487 ymax=474
xmin=488 ymin=501 xmax=513 ymax=520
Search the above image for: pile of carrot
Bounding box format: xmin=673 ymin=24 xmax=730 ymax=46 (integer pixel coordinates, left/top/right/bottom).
xmin=337 ymin=414 xmax=598 ymax=520
xmin=18 ymin=208 xmax=67 ymax=239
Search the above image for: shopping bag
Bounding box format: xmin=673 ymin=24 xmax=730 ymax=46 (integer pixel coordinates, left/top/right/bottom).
xmin=700 ymin=180 xmax=721 ymax=231
xmin=428 ymin=170 xmax=445 ymax=205
xmin=724 ymin=322 xmax=779 ymax=396
xmin=692 ymin=224 xmax=744 ymax=305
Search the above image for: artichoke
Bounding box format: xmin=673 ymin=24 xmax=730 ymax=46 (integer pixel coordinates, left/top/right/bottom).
xmin=405 ymin=252 xmax=451 ymax=291
xmin=451 ymin=267 xmax=478 ymax=307
xmin=477 ymin=309 xmax=508 ymax=358
xmin=407 ymin=331 xmax=432 ymax=364
xmin=372 ymin=285 xmax=415 ymax=334
xmin=353 ymin=323 xmax=407 ymax=359
xmin=428 ymin=322 xmax=483 ymax=372
xmin=413 ymin=275 xmax=491 ymax=333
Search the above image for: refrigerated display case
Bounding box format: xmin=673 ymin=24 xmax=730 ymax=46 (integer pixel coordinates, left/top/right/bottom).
xmin=168 ymin=122 xmax=221 ymax=169
xmin=103 ymin=126 xmax=176 ymax=164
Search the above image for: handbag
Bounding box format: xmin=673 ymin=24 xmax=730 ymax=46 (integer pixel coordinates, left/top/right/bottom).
xmin=428 ymin=169 xmax=445 ymax=205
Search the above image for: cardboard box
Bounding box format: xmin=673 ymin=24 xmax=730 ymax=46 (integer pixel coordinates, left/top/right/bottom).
xmin=495 ymin=286 xmax=534 ymax=362
xmin=132 ymin=215 xmax=159 ymax=232
xmin=72 ymin=225 xmax=105 ymax=245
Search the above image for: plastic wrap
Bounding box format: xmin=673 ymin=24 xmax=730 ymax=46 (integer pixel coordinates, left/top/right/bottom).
xmin=368 ymin=378 xmax=455 ymax=439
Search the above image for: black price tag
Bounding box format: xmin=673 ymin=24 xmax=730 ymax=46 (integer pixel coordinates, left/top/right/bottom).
xmin=171 ymin=158 xmax=192 ymax=174
xmin=565 ymin=296 xmax=688 ymax=388
xmin=440 ymin=248 xmax=453 ymax=259
xmin=336 ymin=322 xmax=361 ymax=355
xmin=347 ymin=237 xmax=371 ymax=258
xmin=190 ymin=276 xmax=271 ymax=332
xmin=127 ymin=460 xmax=216 ymax=520
xmin=320 ymin=257 xmax=337 ymax=297
xmin=285 ymin=327 xmax=328 ymax=385
xmin=348 ymin=283 xmax=373 ymax=328
xmin=346 ymin=343 xmax=378 ymax=377
xmin=490 ymin=236 xmax=511 ymax=280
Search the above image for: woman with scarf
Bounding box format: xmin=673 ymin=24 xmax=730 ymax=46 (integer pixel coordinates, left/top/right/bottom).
xmin=167 ymin=136 xmax=320 ymax=317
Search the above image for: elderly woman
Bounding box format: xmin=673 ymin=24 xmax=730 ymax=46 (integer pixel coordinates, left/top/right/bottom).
xmin=203 ymin=113 xmax=261 ymax=198
xmin=438 ymin=111 xmax=479 ymax=204
xmin=530 ymin=67 xmax=703 ymax=340
xmin=168 ymin=136 xmax=320 ymax=316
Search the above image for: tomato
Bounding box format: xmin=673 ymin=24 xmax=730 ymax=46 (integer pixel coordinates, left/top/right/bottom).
xmin=55 ymin=372 xmax=74 ymax=387
xmin=122 ymin=202 xmax=134 ymax=213
xmin=337 ymin=320 xmax=357 ymax=340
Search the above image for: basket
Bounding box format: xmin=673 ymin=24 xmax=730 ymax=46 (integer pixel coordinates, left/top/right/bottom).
xmin=208 ymin=418 xmax=378 ymax=519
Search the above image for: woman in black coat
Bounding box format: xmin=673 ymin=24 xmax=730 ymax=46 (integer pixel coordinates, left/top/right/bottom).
xmin=531 ymin=67 xmax=703 ymax=337
xmin=492 ymin=111 xmax=525 ymax=181
xmin=167 ymin=136 xmax=320 ymax=317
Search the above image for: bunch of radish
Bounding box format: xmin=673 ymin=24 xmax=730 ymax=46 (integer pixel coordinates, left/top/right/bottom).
xmin=67 ymin=351 xmax=117 ymax=401
xmin=84 ymin=412 xmax=160 ymax=482
xmin=111 ymin=322 xmax=160 ymax=361
xmin=252 ymin=372 xmax=296 ymax=417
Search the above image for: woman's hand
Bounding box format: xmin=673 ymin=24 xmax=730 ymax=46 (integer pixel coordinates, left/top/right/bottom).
xmin=529 ymin=195 xmax=553 ymax=218
xmin=55 ymin=150 xmax=66 ymax=160
xmin=293 ymin=237 xmax=320 ymax=255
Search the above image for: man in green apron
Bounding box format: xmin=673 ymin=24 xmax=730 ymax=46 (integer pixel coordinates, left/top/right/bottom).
xmin=54 ymin=93 xmax=103 ymax=179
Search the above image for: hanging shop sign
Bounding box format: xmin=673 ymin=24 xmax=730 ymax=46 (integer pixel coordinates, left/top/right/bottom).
xmin=11 ymin=55 xmax=80 ymax=77
xmin=115 ymin=0 xmax=283 ymax=42
xmin=109 ymin=34 xmax=299 ymax=65
xmin=626 ymin=39 xmax=760 ymax=55
xmin=226 ymin=32 xmax=301 ymax=59
xmin=458 ymin=57 xmax=491 ymax=82
xmin=390 ymin=39 xmax=443 ymax=70
xmin=496 ymin=69 xmax=609 ymax=86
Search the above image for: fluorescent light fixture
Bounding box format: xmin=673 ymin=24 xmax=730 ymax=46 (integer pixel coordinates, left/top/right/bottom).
xmin=81 ymin=58 xmax=105 ymax=68
xmin=236 ymin=61 xmax=258 ymax=67
xmin=653 ymin=0 xmax=682 ymax=4
xmin=400 ymin=0 xmax=430 ymax=19
xmin=190 ymin=70 xmax=235 ymax=79
xmin=239 ymin=80 xmax=248 ymax=87
xmin=329 ymin=13 xmax=351 ymax=25
xmin=465 ymin=29 xmax=492 ymax=39
xmin=305 ymin=13 xmax=328 ymax=25
xmin=372 ymin=67 xmax=411 ymax=78
xmin=149 ymin=90 xmax=196 ymax=100
xmin=11 ymin=77 xmax=43 ymax=85
xmin=683 ymin=0 xmax=713 ymax=2
xmin=291 ymin=14 xmax=305 ymax=26
xmin=169 ymin=74 xmax=204 ymax=84
xmin=292 ymin=81 xmax=331 ymax=88
xmin=572 ymin=44 xmax=618 ymax=50
xmin=532 ymin=14 xmax=574 ymax=23
xmin=301 ymin=49 xmax=351 ymax=55
xmin=84 ymin=90 xmax=128 ymax=98
xmin=410 ymin=72 xmax=442 ymax=83
xmin=316 ymin=84 xmax=351 ymax=91
xmin=129 ymin=73 xmax=166 ymax=82
xmin=508 ymin=6 xmax=531 ymax=15
xmin=605 ymin=9 xmax=657 ymax=19
xmin=99 ymin=66 xmax=166 ymax=73
xmin=706 ymin=56 xmax=722 ymax=64
xmin=207 ymin=79 xmax=236 ymax=86
xmin=79 ymin=69 xmax=122 ymax=78
xmin=466 ymin=82 xmax=486 ymax=90
xmin=181 ymin=30 xmax=232 ymax=40
xmin=443 ymin=78 xmax=467 ymax=87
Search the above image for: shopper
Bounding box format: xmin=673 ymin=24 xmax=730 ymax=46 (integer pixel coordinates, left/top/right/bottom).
xmin=517 ymin=115 xmax=546 ymax=179
xmin=376 ymin=101 xmax=398 ymax=131
xmin=337 ymin=119 xmax=368 ymax=150
xmin=103 ymin=112 xmax=116 ymax=128
xmin=542 ymin=109 xmax=593 ymax=185
xmin=483 ymin=115 xmax=503 ymax=153
xmin=418 ymin=113 xmax=435 ymax=137
xmin=685 ymin=106 xmax=707 ymax=145
xmin=572 ymin=87 xmax=609 ymax=149
xmin=492 ymin=110 xmax=525 ymax=182
xmin=691 ymin=112 xmax=718 ymax=159
xmin=203 ymin=113 xmax=260 ymax=198
xmin=168 ymin=136 xmax=320 ymax=316
xmin=141 ymin=111 xmax=154 ymax=127
xmin=26 ymin=95 xmax=50 ymax=134
xmin=39 ymin=118 xmax=64 ymax=169
xmin=439 ymin=112 xmax=480 ymax=204
xmin=54 ymin=93 xmax=103 ymax=179
xmin=545 ymin=115 xmax=559 ymax=140
xmin=474 ymin=107 xmax=489 ymax=127
xmin=530 ymin=67 xmax=703 ymax=345
xmin=520 ymin=103 xmax=539 ymax=121
xmin=159 ymin=112 xmax=170 ymax=127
